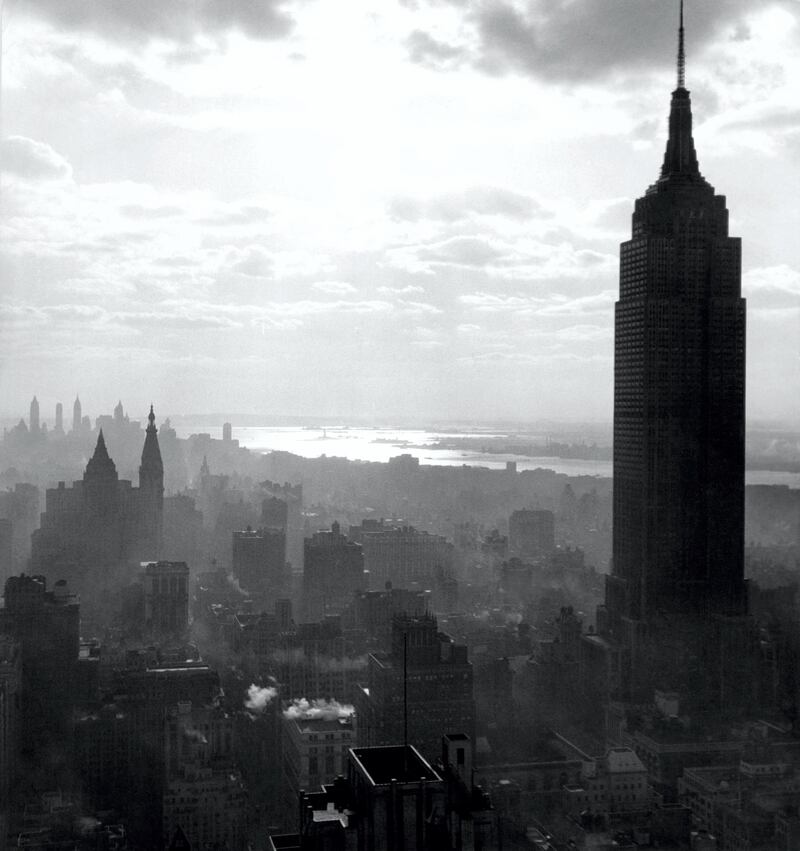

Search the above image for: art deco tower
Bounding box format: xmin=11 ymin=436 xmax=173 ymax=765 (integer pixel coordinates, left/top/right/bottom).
xmin=606 ymin=3 xmax=746 ymax=638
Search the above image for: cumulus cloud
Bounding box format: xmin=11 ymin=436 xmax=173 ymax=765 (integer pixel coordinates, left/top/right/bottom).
xmin=389 ymin=186 xmax=545 ymax=222
xmin=229 ymin=245 xmax=274 ymax=277
xmin=2 ymin=136 xmax=73 ymax=182
xmin=744 ymin=265 xmax=800 ymax=296
xmin=312 ymin=280 xmax=357 ymax=295
xmin=22 ymin=0 xmax=299 ymax=46
xmin=403 ymin=0 xmax=798 ymax=83
xmin=460 ymin=289 xmax=616 ymax=318
xmin=415 ymin=235 xmax=505 ymax=267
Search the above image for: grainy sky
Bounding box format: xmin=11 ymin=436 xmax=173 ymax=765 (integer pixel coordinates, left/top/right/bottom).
xmin=1 ymin=0 xmax=798 ymax=423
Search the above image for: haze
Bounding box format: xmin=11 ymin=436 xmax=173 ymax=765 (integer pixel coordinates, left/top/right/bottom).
xmin=1 ymin=0 xmax=798 ymax=423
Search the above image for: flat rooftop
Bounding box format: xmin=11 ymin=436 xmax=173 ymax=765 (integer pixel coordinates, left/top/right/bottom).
xmin=350 ymin=745 xmax=441 ymax=786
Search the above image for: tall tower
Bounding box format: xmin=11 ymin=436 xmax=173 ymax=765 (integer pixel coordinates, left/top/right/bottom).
xmin=606 ymin=3 xmax=746 ymax=639
xmin=29 ymin=397 xmax=40 ymax=435
xmin=72 ymin=396 xmax=82 ymax=433
xmin=138 ymin=405 xmax=164 ymax=558
xmin=54 ymin=402 xmax=64 ymax=434
xmin=83 ymin=430 xmax=119 ymax=517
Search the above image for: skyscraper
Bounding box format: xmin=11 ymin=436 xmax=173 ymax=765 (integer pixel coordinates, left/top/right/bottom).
xmin=29 ymin=396 xmax=40 ymax=435
xmin=606 ymin=2 xmax=746 ymax=641
xmin=139 ymin=405 xmax=165 ymax=557
xmin=72 ymin=395 xmax=82 ymax=433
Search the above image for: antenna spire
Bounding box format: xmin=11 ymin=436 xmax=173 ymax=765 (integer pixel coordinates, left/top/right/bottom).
xmin=677 ymin=0 xmax=686 ymax=89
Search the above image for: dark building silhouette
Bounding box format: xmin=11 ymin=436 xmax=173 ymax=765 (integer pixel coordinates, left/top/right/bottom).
xmin=355 ymin=612 xmax=475 ymax=762
xmin=232 ymin=526 xmax=286 ymax=594
xmin=303 ymin=522 xmax=365 ymax=620
xmin=598 ymin=6 xmax=751 ymax=708
xmin=72 ymin=395 xmax=82 ymax=434
xmin=30 ymin=409 xmax=165 ymax=602
xmin=0 ymin=575 xmax=79 ymax=749
xmin=270 ymin=736 xmax=496 ymax=851
xmin=139 ymin=405 xmax=165 ymax=557
xmin=28 ymin=396 xmax=39 ymax=436
xmin=143 ymin=561 xmax=189 ymax=636
xmin=606 ymin=12 xmax=746 ymax=629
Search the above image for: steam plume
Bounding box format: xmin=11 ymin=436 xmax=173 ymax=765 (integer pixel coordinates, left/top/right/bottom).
xmin=245 ymin=683 xmax=278 ymax=713
xmin=283 ymin=697 xmax=355 ymax=721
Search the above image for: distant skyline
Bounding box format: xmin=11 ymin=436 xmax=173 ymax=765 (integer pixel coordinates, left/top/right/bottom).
xmin=1 ymin=1 xmax=798 ymax=423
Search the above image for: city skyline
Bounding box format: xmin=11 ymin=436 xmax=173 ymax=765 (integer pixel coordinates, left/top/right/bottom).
xmin=1 ymin=1 xmax=798 ymax=423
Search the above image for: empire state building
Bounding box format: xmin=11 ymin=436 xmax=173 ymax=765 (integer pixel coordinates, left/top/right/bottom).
xmin=605 ymin=3 xmax=747 ymax=643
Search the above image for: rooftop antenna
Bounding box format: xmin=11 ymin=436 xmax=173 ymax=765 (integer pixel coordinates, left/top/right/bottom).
xmin=677 ymin=0 xmax=686 ymax=89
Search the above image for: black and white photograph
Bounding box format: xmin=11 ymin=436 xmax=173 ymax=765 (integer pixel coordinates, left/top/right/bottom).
xmin=0 ymin=0 xmax=798 ymax=848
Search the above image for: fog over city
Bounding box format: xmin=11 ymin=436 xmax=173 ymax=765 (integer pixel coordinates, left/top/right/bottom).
xmin=1 ymin=0 xmax=799 ymax=422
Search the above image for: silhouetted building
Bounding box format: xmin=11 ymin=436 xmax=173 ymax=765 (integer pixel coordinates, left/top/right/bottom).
xmin=29 ymin=396 xmax=39 ymax=436
xmin=303 ymin=522 xmax=365 ymax=620
xmin=0 ymin=575 xmax=79 ymax=748
xmin=233 ymin=526 xmax=287 ymax=594
xmin=270 ymin=736 xmax=496 ymax=851
xmin=597 ymin=9 xmax=751 ymax=708
xmin=162 ymin=701 xmax=247 ymax=851
xmin=0 ymin=637 xmax=20 ymax=850
xmin=54 ymin=402 xmax=63 ymax=435
xmin=606 ymin=16 xmax=746 ymax=631
xmin=72 ymin=395 xmax=82 ymax=434
xmin=143 ymin=561 xmax=189 ymax=636
xmin=0 ymin=521 xmax=11 ymax=585
xmin=30 ymin=410 xmax=165 ymax=603
xmin=345 ymin=584 xmax=428 ymax=650
xmin=355 ymin=613 xmax=475 ymax=762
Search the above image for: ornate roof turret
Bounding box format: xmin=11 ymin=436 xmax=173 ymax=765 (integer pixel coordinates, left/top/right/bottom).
xmin=85 ymin=429 xmax=118 ymax=480
xmin=139 ymin=404 xmax=163 ymax=485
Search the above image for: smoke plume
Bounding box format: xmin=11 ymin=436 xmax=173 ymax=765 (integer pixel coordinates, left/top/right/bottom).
xmin=283 ymin=697 xmax=355 ymax=721
xmin=245 ymin=683 xmax=278 ymax=713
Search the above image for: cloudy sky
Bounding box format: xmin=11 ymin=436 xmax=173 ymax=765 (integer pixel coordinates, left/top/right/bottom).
xmin=1 ymin=0 xmax=798 ymax=424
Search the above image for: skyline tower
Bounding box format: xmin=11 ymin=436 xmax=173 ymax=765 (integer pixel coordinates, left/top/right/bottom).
xmin=29 ymin=397 xmax=39 ymax=435
xmin=72 ymin=395 xmax=82 ymax=433
xmin=605 ymin=3 xmax=747 ymax=643
xmin=138 ymin=405 xmax=164 ymax=558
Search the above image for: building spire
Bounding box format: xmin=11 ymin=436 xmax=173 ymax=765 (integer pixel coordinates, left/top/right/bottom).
xmin=655 ymin=0 xmax=706 ymax=187
xmin=677 ymin=0 xmax=685 ymax=89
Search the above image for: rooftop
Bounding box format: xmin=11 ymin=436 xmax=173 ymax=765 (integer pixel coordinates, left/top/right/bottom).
xmin=350 ymin=745 xmax=441 ymax=786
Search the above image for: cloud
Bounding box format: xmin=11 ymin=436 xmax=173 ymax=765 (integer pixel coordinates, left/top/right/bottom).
xmin=403 ymin=0 xmax=798 ymax=83
xmin=377 ymin=285 xmax=426 ymax=295
xmin=459 ymin=289 xmax=616 ymax=317
xmin=389 ymin=186 xmax=545 ymax=222
xmin=312 ymin=280 xmax=357 ymax=295
xmin=406 ymin=29 xmax=468 ymax=70
xmin=1 ymin=136 xmax=72 ymax=182
xmin=744 ymin=265 xmax=800 ymax=296
xmin=416 ymin=235 xmax=505 ymax=267
xmin=229 ymin=245 xmax=274 ymax=277
xmin=22 ymin=0 xmax=299 ymax=46
xmin=120 ymin=204 xmax=184 ymax=219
